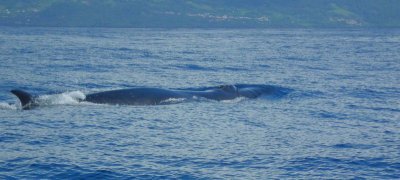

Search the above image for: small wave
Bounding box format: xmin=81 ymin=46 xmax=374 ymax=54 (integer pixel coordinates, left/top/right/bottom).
xmin=332 ymin=143 xmax=376 ymax=150
xmin=0 ymin=102 xmax=17 ymax=110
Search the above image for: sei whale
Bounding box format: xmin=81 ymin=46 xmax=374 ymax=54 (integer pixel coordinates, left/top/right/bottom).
xmin=11 ymin=84 xmax=278 ymax=110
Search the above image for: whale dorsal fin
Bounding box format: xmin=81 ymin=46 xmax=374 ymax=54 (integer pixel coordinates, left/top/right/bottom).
xmin=11 ymin=90 xmax=36 ymax=110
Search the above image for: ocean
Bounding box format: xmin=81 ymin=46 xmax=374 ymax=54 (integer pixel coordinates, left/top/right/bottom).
xmin=0 ymin=27 xmax=399 ymax=179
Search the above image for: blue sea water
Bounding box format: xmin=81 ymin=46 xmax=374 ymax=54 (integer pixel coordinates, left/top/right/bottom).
xmin=0 ymin=27 xmax=399 ymax=179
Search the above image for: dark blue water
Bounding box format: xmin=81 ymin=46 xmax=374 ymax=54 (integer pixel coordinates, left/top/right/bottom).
xmin=1 ymin=27 xmax=399 ymax=179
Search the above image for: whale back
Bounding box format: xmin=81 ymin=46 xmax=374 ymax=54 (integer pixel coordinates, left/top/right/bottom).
xmin=84 ymin=88 xmax=190 ymax=105
xmin=237 ymin=85 xmax=276 ymax=98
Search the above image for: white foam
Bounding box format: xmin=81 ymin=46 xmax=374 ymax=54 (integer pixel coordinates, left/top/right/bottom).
xmin=160 ymin=98 xmax=187 ymax=104
xmin=0 ymin=102 xmax=17 ymax=110
xmin=36 ymin=91 xmax=86 ymax=106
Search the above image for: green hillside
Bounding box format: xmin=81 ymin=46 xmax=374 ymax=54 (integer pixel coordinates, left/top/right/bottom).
xmin=1 ymin=0 xmax=400 ymax=28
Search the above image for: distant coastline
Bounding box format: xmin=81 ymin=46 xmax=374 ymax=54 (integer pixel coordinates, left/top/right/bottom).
xmin=1 ymin=0 xmax=399 ymax=28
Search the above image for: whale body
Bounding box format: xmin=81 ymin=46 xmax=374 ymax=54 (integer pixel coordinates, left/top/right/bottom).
xmin=11 ymin=84 xmax=277 ymax=110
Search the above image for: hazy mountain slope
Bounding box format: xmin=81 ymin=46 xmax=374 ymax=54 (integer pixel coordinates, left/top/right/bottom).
xmin=1 ymin=0 xmax=399 ymax=28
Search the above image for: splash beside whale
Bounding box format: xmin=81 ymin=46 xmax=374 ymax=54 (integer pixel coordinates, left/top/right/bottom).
xmin=11 ymin=84 xmax=281 ymax=110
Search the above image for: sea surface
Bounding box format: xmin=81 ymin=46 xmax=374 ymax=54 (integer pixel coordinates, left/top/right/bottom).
xmin=0 ymin=27 xmax=399 ymax=179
